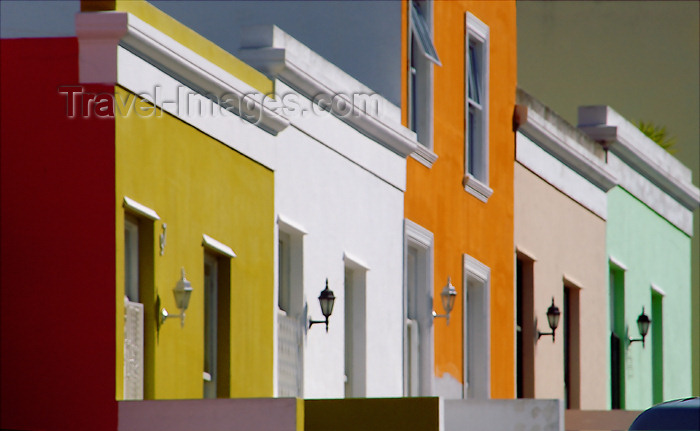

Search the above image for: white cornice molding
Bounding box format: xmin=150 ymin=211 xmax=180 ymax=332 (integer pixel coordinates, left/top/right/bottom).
xmin=123 ymin=196 xmax=160 ymax=220
xmin=202 ymin=234 xmax=236 ymax=258
xmin=516 ymin=90 xmax=616 ymax=193
xmin=238 ymin=25 xmax=418 ymax=158
xmin=75 ymin=12 xmax=289 ymax=136
xmin=578 ymin=105 xmax=700 ymax=211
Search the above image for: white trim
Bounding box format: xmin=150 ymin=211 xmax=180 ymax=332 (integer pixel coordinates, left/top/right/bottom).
xmin=116 ymin=46 xmax=277 ymax=172
xmin=465 ymin=12 xmax=490 ymax=191
xmin=202 ymin=234 xmax=236 ymax=258
xmin=238 ymin=25 xmax=418 ymax=158
xmin=405 ymin=219 xmax=434 ymax=250
xmin=404 ymin=218 xmax=435 ymax=397
xmin=75 ymin=12 xmax=289 ymax=135
xmin=343 ymin=252 xmax=370 ymax=271
xmin=578 ymin=105 xmax=700 ymax=211
xmin=411 ymin=137 xmax=439 ymax=168
xmin=516 ymin=90 xmax=617 ymax=193
xmin=408 ymin=0 xmax=437 ymax=155
xmin=608 ymin=256 xmax=628 ymax=272
xmin=607 ymin=152 xmax=694 ymax=236
xmin=123 ymin=196 xmax=160 ymax=220
xmin=463 ymin=175 xmax=493 ymax=203
xmin=462 ymin=253 xmax=491 ymax=399
xmin=277 ymin=214 xmax=308 ymax=236
xmin=651 ymin=283 xmax=666 ymax=297
xmin=516 ymin=133 xmax=608 ymax=219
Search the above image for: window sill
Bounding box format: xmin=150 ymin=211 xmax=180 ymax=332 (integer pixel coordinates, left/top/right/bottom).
xmin=411 ymin=144 xmax=438 ymax=168
xmin=463 ymin=175 xmax=493 ymax=202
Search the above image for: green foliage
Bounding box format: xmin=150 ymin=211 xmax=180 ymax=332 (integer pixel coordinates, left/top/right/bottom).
xmin=636 ymin=121 xmax=677 ymax=154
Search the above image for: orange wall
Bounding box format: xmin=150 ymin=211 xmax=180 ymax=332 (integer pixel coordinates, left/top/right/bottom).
xmin=402 ymin=1 xmax=517 ymax=398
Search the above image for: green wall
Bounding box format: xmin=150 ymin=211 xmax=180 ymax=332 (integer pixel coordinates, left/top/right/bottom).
xmin=516 ymin=2 xmax=700 ymax=395
xmin=607 ymin=187 xmax=692 ymax=409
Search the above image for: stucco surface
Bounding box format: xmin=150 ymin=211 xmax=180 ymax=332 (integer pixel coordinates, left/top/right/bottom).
xmin=515 ymin=163 xmax=608 ymax=409
xmin=116 ymin=87 xmax=275 ymax=399
xmin=607 ymin=187 xmax=692 ymax=409
xmin=403 ymin=0 xmax=517 ymax=398
xmin=274 ymin=83 xmax=406 ymax=398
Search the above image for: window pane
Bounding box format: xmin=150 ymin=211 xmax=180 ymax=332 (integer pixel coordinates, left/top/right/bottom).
xmin=468 ymin=43 xmax=480 ymax=104
xmin=468 ymin=108 xmax=476 ymax=175
xmin=410 ymin=1 xmax=440 ymax=65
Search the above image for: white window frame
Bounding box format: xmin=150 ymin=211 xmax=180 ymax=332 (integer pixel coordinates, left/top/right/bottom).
xmin=343 ymin=253 xmax=368 ymax=398
xmin=275 ymin=215 xmax=306 ymax=397
xmin=463 ymin=253 xmax=491 ymax=399
xmin=464 ymin=12 xmax=492 ymax=202
xmin=408 ymin=0 xmax=440 ymax=167
xmin=404 ymin=219 xmax=435 ymax=396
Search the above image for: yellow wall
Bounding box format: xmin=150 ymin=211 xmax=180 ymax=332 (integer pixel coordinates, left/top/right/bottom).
xmin=115 ymin=87 xmax=275 ymax=399
xmin=81 ymin=0 xmax=273 ymax=96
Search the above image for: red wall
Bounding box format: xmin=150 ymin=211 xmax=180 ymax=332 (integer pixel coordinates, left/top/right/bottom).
xmin=1 ymin=38 xmax=117 ymax=430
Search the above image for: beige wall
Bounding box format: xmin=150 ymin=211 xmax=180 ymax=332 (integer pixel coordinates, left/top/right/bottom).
xmin=515 ymin=163 xmax=608 ymax=409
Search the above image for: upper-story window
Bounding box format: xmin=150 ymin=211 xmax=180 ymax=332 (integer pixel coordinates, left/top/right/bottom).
xmin=464 ymin=12 xmax=492 ymax=202
xmin=409 ymin=0 xmax=440 ymax=167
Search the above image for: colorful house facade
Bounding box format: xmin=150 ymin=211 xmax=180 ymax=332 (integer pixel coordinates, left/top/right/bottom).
xmin=402 ymin=0 xmax=518 ymax=399
xmin=579 ymin=106 xmax=700 ymax=410
xmin=514 ymin=89 xmax=616 ymax=409
xmin=1 ymin=1 xmax=288 ymax=428
xmin=239 ymin=25 xmax=418 ymax=399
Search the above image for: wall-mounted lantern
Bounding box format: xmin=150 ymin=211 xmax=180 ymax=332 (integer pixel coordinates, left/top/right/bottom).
xmin=537 ymin=297 xmax=561 ymax=342
xmin=160 ymin=268 xmax=193 ymax=328
xmin=309 ymin=279 xmax=336 ymax=332
xmin=629 ymin=307 xmax=651 ymax=348
xmin=433 ymin=277 xmax=458 ymax=325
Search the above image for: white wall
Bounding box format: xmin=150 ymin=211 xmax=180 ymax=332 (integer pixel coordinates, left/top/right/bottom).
xmin=274 ymin=81 xmax=407 ymax=398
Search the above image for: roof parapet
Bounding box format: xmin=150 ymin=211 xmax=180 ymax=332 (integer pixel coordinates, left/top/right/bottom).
xmin=75 ymin=12 xmax=289 ymax=135
xmin=578 ymin=105 xmax=700 ymax=211
xmin=238 ymin=25 xmax=418 ymax=158
xmin=515 ymin=88 xmax=617 ymax=192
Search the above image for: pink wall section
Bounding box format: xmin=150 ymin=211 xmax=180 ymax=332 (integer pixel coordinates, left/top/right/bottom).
xmin=1 ymin=38 xmax=118 ymax=430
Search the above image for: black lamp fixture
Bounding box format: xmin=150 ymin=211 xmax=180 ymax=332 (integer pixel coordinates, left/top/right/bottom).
xmin=537 ymin=297 xmax=561 ymax=342
xmin=433 ymin=277 xmax=458 ymax=325
xmin=629 ymin=307 xmax=651 ymax=348
xmin=309 ymin=279 xmax=336 ymax=332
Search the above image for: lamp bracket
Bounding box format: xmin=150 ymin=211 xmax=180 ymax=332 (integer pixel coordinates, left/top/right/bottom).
xmin=309 ymin=316 xmax=329 ymax=332
xmin=160 ymin=307 xmax=185 ymax=328
xmin=432 ymin=310 xmax=451 ymax=325
xmin=628 ymin=336 xmax=646 ymax=348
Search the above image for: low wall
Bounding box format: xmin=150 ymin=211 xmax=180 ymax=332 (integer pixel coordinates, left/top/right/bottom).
xmin=305 ymin=397 xmax=443 ymax=431
xmin=118 ymin=398 xmax=302 ymax=431
xmin=565 ymin=409 xmax=641 ymax=431
xmin=445 ymin=398 xmax=563 ymax=431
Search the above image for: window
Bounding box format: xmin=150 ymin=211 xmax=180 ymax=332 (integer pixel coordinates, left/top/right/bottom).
xmin=122 ymin=197 xmax=159 ymax=401
xmin=464 ymin=12 xmax=492 ymax=202
xmin=404 ymin=219 xmax=434 ymax=396
xmin=123 ymin=215 xmax=144 ymax=401
xmin=463 ymin=254 xmax=490 ymax=399
xmin=651 ymin=286 xmax=664 ymax=404
xmin=344 ymin=256 xmax=367 ymax=398
xmin=408 ymin=0 xmax=440 ymax=167
xmin=609 ymin=261 xmax=626 ymax=409
xmin=276 ymin=217 xmax=306 ymax=397
xmin=516 ymin=255 xmax=535 ymax=398
xmin=202 ymin=236 xmax=234 ymax=399
xmin=564 ymin=282 xmax=581 ymax=409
